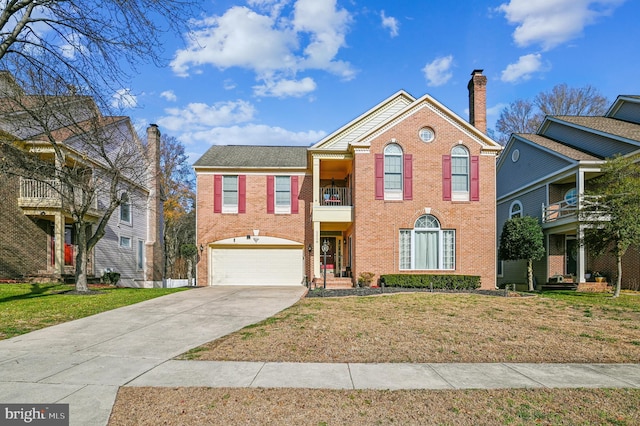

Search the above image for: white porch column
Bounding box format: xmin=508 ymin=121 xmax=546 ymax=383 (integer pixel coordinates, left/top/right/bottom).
xmin=313 ymin=221 xmax=321 ymax=278
xmin=577 ymin=169 xmax=586 ymax=283
xmin=54 ymin=212 xmax=64 ymax=276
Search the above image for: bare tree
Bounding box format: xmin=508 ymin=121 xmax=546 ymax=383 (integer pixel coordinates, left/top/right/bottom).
xmin=0 ymin=72 xmax=150 ymax=292
xmin=495 ymin=84 xmax=609 ymax=144
xmin=0 ymin=0 xmax=197 ymax=107
xmin=159 ymin=134 xmax=195 ymax=278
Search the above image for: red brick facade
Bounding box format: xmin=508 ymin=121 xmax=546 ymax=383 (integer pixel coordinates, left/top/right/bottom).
xmin=195 ymin=78 xmax=501 ymax=289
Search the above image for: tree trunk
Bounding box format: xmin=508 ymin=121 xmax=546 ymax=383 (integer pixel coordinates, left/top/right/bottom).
xmin=187 ymin=258 xmax=192 ymax=286
xmin=74 ymin=222 xmax=89 ymax=292
xmin=527 ymin=258 xmax=534 ymax=291
xmin=614 ymin=253 xmax=622 ymax=298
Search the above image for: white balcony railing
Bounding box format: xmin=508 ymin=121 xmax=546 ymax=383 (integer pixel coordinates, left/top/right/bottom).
xmin=542 ymin=195 xmax=604 ymax=223
xmin=321 ymin=186 xmax=352 ymax=206
xmin=19 ymin=178 xmax=98 ymax=211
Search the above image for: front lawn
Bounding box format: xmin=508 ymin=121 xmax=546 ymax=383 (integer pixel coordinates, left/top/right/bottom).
xmin=0 ymin=283 xmax=187 ymax=340
xmin=179 ymin=291 xmax=640 ymax=363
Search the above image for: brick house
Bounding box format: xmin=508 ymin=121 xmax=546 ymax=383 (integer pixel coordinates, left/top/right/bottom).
xmin=195 ymin=70 xmax=502 ymax=288
xmin=497 ymin=95 xmax=640 ymax=290
xmin=0 ymin=73 xmax=164 ymax=287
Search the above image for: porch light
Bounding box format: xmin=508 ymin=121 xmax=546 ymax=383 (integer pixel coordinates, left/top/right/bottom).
xmin=308 ymin=244 xmax=312 ymax=252
xmin=199 ymin=244 xmax=204 ymax=254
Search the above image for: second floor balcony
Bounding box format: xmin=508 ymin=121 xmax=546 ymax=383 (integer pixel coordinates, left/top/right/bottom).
xmin=18 ymin=178 xmax=99 ymax=216
xmin=542 ymin=195 xmax=605 ymax=225
xmin=320 ymin=186 xmax=352 ymax=207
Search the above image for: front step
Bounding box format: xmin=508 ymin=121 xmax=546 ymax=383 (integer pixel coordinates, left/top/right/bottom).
xmin=312 ymin=277 xmax=353 ymax=289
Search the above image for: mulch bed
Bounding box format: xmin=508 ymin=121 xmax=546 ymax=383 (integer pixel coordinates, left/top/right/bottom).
xmin=306 ymin=287 xmax=534 ymax=298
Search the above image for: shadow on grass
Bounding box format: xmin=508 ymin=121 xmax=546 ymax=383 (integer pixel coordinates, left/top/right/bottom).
xmin=0 ymin=283 xmax=71 ymax=304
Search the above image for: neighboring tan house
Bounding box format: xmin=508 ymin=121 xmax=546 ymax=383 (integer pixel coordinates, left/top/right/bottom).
xmin=0 ymin=73 xmax=164 ymax=287
xmin=497 ymin=95 xmax=640 ymax=290
xmin=195 ymin=70 xmax=502 ymax=289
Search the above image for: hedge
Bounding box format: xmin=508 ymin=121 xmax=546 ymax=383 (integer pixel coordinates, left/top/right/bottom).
xmin=380 ymin=274 xmax=480 ymax=290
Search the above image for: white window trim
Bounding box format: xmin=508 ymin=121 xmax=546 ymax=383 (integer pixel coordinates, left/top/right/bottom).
xmin=119 ymin=235 xmax=132 ymax=249
xmin=275 ymin=176 xmax=291 ymax=214
xmin=509 ymin=200 xmax=523 ymax=218
xmin=399 ymin=215 xmax=456 ymax=271
xmin=222 ymin=175 xmax=238 ymax=214
xmin=137 ymin=238 xmax=145 ymax=271
xmin=451 ymin=146 xmax=470 ymax=201
xmin=384 ymin=143 xmax=403 ymax=200
xmin=119 ymin=202 xmax=132 ymax=225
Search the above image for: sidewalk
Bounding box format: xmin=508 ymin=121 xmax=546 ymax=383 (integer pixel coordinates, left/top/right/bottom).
xmin=128 ymin=360 xmax=640 ymax=390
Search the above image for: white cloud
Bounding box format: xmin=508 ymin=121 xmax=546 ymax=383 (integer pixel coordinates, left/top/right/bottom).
xmin=497 ymin=0 xmax=625 ymax=50
xmin=111 ymin=89 xmax=137 ymax=109
xmin=422 ymin=55 xmax=454 ymax=87
xmin=380 ymin=10 xmax=399 ymax=37
xmin=501 ymin=53 xmax=544 ymax=83
xmin=160 ymin=90 xmax=177 ymax=102
xmin=157 ymin=100 xmax=256 ymax=132
xmin=253 ymin=77 xmax=317 ymax=98
xmin=170 ymin=0 xmax=355 ymax=97
xmin=59 ymin=33 xmax=87 ymax=60
xmin=223 ymin=79 xmax=237 ymax=90
xmin=179 ymin=124 xmax=326 ymax=148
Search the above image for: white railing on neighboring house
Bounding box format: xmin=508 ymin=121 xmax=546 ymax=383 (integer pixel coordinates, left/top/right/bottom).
xmin=321 ymin=186 xmax=352 ymax=206
xmin=542 ymin=195 xmax=604 ymax=223
xmin=19 ymin=178 xmax=98 ymax=211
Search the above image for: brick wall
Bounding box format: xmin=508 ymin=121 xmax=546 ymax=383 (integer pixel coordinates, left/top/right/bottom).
xmin=0 ymin=175 xmax=49 ymax=278
xmin=196 ymin=171 xmax=311 ymax=286
xmin=351 ymin=106 xmax=497 ymax=289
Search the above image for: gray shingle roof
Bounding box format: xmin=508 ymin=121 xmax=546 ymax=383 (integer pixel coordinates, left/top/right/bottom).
xmin=554 ymin=116 xmax=640 ymax=142
xmin=193 ymin=145 xmax=308 ymax=168
xmin=515 ymin=133 xmax=602 ymax=161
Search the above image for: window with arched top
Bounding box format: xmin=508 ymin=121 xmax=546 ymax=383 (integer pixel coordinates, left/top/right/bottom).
xmin=384 ymin=143 xmax=403 ymax=197
xmin=399 ymin=214 xmax=455 ymax=270
xmin=442 ymin=145 xmax=479 ymax=202
xmin=451 ymin=145 xmax=469 ymax=199
xmin=509 ymin=201 xmax=523 ymax=218
xmin=375 ymin=143 xmax=413 ymax=201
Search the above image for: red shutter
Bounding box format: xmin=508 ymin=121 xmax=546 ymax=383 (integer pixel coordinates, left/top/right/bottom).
xmin=470 ymin=156 xmax=480 ymax=201
xmin=291 ymin=176 xmax=299 ymax=214
xmin=266 ymin=175 xmax=274 ymax=214
xmin=375 ymin=154 xmax=384 ymax=200
xmin=213 ymin=175 xmax=222 ymax=213
xmin=238 ymin=175 xmax=246 ymax=213
xmin=442 ymin=155 xmax=452 ymax=201
xmin=403 ymin=154 xmax=413 ymax=200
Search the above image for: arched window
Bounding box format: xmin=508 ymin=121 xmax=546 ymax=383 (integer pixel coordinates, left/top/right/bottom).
xmin=564 ymin=188 xmax=577 ymax=206
xmin=399 ymin=214 xmax=455 ymax=270
xmin=451 ymin=145 xmax=469 ymax=199
xmin=509 ymin=201 xmax=523 ymax=218
xmin=384 ymin=143 xmax=403 ymax=199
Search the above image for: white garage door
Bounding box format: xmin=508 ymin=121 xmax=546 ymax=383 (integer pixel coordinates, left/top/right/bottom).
xmin=211 ymin=247 xmax=303 ymax=286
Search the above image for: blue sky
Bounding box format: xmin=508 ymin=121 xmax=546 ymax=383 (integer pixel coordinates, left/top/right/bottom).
xmin=117 ymin=0 xmax=640 ymax=162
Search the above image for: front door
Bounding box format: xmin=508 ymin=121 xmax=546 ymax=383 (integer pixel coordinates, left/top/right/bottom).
xmin=566 ymin=238 xmax=578 ymax=276
xmin=320 ymin=237 xmax=335 ymax=275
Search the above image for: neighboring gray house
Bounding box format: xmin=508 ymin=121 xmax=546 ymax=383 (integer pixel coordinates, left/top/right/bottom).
xmin=0 ymin=73 xmax=164 ymax=287
xmin=497 ymin=95 xmax=640 ymax=290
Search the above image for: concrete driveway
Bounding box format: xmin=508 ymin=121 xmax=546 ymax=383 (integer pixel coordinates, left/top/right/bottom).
xmin=0 ymin=285 xmax=307 ymax=425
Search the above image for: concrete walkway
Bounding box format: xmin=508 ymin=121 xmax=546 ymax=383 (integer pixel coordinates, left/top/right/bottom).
xmin=0 ymin=286 xmax=307 ymax=425
xmin=1 ymin=286 xmax=639 ymax=426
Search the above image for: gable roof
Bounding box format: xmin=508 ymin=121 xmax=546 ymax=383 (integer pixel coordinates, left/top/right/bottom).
xmin=358 ymin=92 xmax=502 ymax=152
xmin=193 ymin=145 xmax=308 ymax=169
xmin=514 ymin=134 xmax=601 ymax=162
xmin=311 ymin=90 xmax=416 ymax=151
xmin=549 ymin=116 xmax=640 ymax=143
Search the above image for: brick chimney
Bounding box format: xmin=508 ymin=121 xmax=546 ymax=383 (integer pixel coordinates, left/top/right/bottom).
xmin=468 ymin=69 xmax=487 ymax=133
xmin=145 ymin=124 xmax=165 ymax=287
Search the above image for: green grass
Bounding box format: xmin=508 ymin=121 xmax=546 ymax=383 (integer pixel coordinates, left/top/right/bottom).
xmin=538 ymin=290 xmax=640 ymax=311
xmin=0 ymin=283 xmax=188 ymax=340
